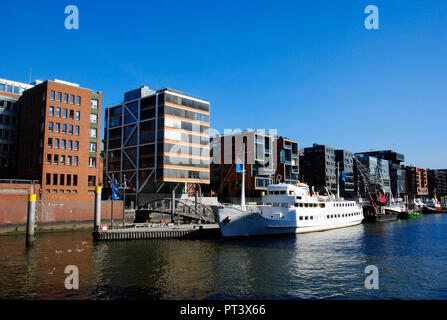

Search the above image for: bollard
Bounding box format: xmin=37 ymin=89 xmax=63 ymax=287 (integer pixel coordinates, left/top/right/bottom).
xmin=94 ymin=186 xmax=102 ymax=231
xmin=171 ymin=189 xmax=175 ymax=224
xmin=26 ymin=194 xmax=37 ymax=247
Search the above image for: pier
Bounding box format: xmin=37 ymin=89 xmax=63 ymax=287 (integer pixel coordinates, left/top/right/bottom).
xmin=92 ymin=223 xmax=221 ymax=241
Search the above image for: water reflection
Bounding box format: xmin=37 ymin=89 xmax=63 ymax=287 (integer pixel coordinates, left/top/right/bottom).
xmin=1 ymin=215 xmax=447 ymax=299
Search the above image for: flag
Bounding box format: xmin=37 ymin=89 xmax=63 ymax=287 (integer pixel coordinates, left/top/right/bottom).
xmin=126 ymin=178 xmax=136 ymax=192
xmin=112 ymin=178 xmax=120 ymax=200
xmin=236 ymin=157 xmax=244 ymax=173
xmin=341 ymin=170 xmax=346 ymax=182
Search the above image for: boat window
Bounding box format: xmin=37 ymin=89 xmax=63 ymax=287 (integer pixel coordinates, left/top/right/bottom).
xmin=296 ymin=196 xmax=302 ymax=200
xmin=289 ymin=191 xmax=294 ymax=195
xmin=310 ymin=216 xmax=314 ymax=220
xmin=299 ymin=216 xmax=303 ymax=220
xmin=273 ymin=203 xmax=279 ymax=207
xmin=305 ymin=204 xmax=308 ymax=207
xmin=275 ymin=191 xmax=279 ymax=195
xmin=280 ymin=191 xmax=286 ymax=194
xmin=281 ymin=203 xmax=288 ymax=208
xmin=294 ymin=203 xmax=299 ymax=207
xmin=300 ymin=203 xmax=304 ymax=207
xmin=305 ymin=216 xmax=308 ymax=220
xmin=319 ymin=204 xmax=325 ymax=208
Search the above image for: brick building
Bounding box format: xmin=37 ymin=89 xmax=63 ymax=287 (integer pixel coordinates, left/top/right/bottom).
xmin=427 ymin=169 xmax=447 ymax=197
xmin=405 ymin=166 xmax=428 ymax=199
xmin=16 ymin=79 xmax=102 ymax=200
xmin=0 ymin=78 xmax=34 ymax=178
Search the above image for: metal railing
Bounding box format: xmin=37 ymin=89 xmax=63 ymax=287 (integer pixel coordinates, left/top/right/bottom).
xmin=0 ymin=179 xmax=40 ymax=185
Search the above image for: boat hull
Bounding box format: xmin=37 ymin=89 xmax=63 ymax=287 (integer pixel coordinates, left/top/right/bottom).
xmin=212 ymin=206 xmax=364 ymax=238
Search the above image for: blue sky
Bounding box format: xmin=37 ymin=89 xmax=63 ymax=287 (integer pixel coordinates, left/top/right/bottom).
xmin=1 ymin=0 xmax=446 ymax=168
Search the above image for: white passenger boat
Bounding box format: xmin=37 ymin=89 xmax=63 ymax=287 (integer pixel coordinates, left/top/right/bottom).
xmin=212 ymin=183 xmax=364 ymax=238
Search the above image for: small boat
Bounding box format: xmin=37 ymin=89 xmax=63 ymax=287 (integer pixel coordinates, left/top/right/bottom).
xmin=422 ymin=198 xmax=443 ymax=214
xmin=399 ymin=211 xmax=421 ymax=219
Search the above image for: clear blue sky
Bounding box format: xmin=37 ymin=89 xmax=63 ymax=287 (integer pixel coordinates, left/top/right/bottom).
xmin=1 ymin=0 xmax=446 ymax=168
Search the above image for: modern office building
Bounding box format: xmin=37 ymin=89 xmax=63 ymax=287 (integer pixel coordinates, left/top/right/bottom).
xmin=16 ymin=79 xmax=102 ymax=200
xmin=104 ymin=86 xmax=210 ymax=205
xmin=404 ymin=166 xmax=428 ymax=199
xmin=274 ymin=137 xmax=299 ymax=185
xmin=210 ymin=130 xmax=276 ymax=199
xmin=0 ymin=78 xmax=34 ymax=178
xmin=427 ymin=169 xmax=446 ymax=197
xmin=354 ymin=150 xmax=406 ymax=197
xmin=354 ymin=154 xmax=391 ymax=198
xmin=335 ymin=149 xmax=355 ymax=199
xmin=299 ymin=144 xmax=337 ymax=194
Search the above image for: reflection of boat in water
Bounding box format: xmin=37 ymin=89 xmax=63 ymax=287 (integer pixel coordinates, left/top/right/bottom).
xmin=212 ymin=183 xmax=364 ymax=238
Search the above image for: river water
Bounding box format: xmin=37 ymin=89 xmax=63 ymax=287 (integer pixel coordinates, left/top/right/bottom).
xmin=1 ymin=214 xmax=447 ymax=300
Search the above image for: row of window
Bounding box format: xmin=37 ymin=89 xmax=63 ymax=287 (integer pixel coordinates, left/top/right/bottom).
xmin=49 ymin=122 xmax=80 ymax=135
xmin=47 ymin=154 xmax=78 ymax=166
xmin=0 ymin=83 xmax=27 ymax=95
xmin=46 ymin=173 xmax=78 ymax=186
xmin=44 ymin=189 xmax=78 ymax=195
xmin=0 ymin=100 xmax=18 ymax=110
xmin=0 ymin=143 xmax=15 ymax=153
xmin=326 ymin=212 xmax=362 ymax=219
xmin=48 ymin=138 xmax=79 ymax=150
xmin=0 ymin=114 xmax=17 ymax=125
xmin=0 ymin=128 xmax=15 ymax=140
xmin=49 ymin=106 xmax=80 ymax=120
xmin=334 ymin=202 xmax=356 ymax=207
xmin=49 ymin=91 xmax=81 ymax=106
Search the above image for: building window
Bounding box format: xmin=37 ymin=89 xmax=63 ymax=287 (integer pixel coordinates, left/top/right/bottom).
xmin=48 ymin=138 xmax=53 ymax=148
xmin=60 ymin=174 xmax=65 ymax=185
xmin=42 ymin=92 xmax=46 ymax=101
xmin=70 ymin=95 xmax=75 ymax=104
xmin=68 ymin=140 xmax=72 ymax=150
xmin=53 ymin=174 xmax=58 ymax=185
xmin=89 ymin=128 xmax=97 ymax=137
xmin=75 ymin=126 xmax=79 ymax=135
xmin=73 ymin=175 xmax=78 ymax=186
xmin=88 ymin=176 xmax=96 ymax=187
xmin=89 ymin=157 xmax=96 ymax=167
xmin=61 ymin=139 xmax=66 ymax=149
xmin=74 ymin=156 xmax=78 ymax=166
xmin=90 ymin=114 xmax=97 ymax=124
xmin=49 ymin=107 xmax=54 ymax=116
xmin=73 ymin=190 xmax=77 ymax=195
xmin=61 ymin=155 xmax=65 ymax=165
xmin=54 ymin=138 xmax=59 ymax=149
xmin=46 ymin=173 xmax=51 ymax=185
xmin=64 ymin=93 xmax=68 ymax=103
xmin=75 ymin=111 xmax=80 ymax=120
xmin=56 ymin=108 xmax=61 ymax=117
xmin=76 ymin=96 xmax=81 ymax=105
xmin=48 ymin=122 xmax=53 ymax=132
xmin=54 ymin=154 xmax=59 ymax=165
xmin=57 ymin=92 xmax=62 ymax=102
xmin=62 ymin=124 xmax=67 ymax=133
xmin=69 ymin=125 xmax=73 ymax=135
xmin=69 ymin=110 xmax=74 ymax=120
xmin=74 ymin=141 xmax=79 ymax=150
xmin=0 ymin=84 xmax=4 ymax=91
xmin=55 ymin=123 xmax=60 ymax=133
xmin=50 ymin=90 xmax=55 ymax=100
xmin=67 ymin=156 xmax=72 ymax=166
xmin=63 ymin=109 xmax=67 ymax=118
xmin=47 ymin=154 xmax=52 ymax=164
xmin=91 ymin=100 xmax=98 ymax=109
xmin=89 ymin=142 xmax=97 ymax=152
xmin=67 ymin=175 xmax=71 ymax=186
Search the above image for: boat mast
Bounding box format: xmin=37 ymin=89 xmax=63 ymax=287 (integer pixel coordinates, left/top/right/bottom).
xmin=336 ymin=161 xmax=340 ymax=200
xmin=241 ymin=140 xmax=246 ymax=210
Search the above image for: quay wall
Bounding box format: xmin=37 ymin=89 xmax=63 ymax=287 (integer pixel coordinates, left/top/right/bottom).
xmin=0 ymin=198 xmax=123 ymax=235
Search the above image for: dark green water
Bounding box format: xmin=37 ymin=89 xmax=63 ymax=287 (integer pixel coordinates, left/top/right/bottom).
xmin=1 ymin=214 xmax=447 ymax=299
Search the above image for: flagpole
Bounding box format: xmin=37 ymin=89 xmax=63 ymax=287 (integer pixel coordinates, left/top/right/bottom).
xmin=337 ymin=161 xmax=340 ymax=200
xmin=111 ymin=173 xmax=114 ymax=229
xmin=123 ymin=174 xmax=126 ymax=228
xmin=241 ymin=141 xmax=246 ymax=210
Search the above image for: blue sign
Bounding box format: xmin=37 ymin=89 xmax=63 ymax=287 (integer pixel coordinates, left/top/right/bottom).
xmin=112 ymin=178 xmax=120 ymax=200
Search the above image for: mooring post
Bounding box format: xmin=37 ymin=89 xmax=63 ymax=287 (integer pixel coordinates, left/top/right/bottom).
xmin=171 ymin=189 xmax=175 ymax=224
xmin=94 ymin=186 xmax=102 ymax=231
xmin=26 ymin=192 xmax=36 ymax=247
xmin=195 ymin=190 xmax=201 ymax=224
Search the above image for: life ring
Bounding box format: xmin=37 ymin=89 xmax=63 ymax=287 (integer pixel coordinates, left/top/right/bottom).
xmin=161 ymin=219 xmax=165 ymax=224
